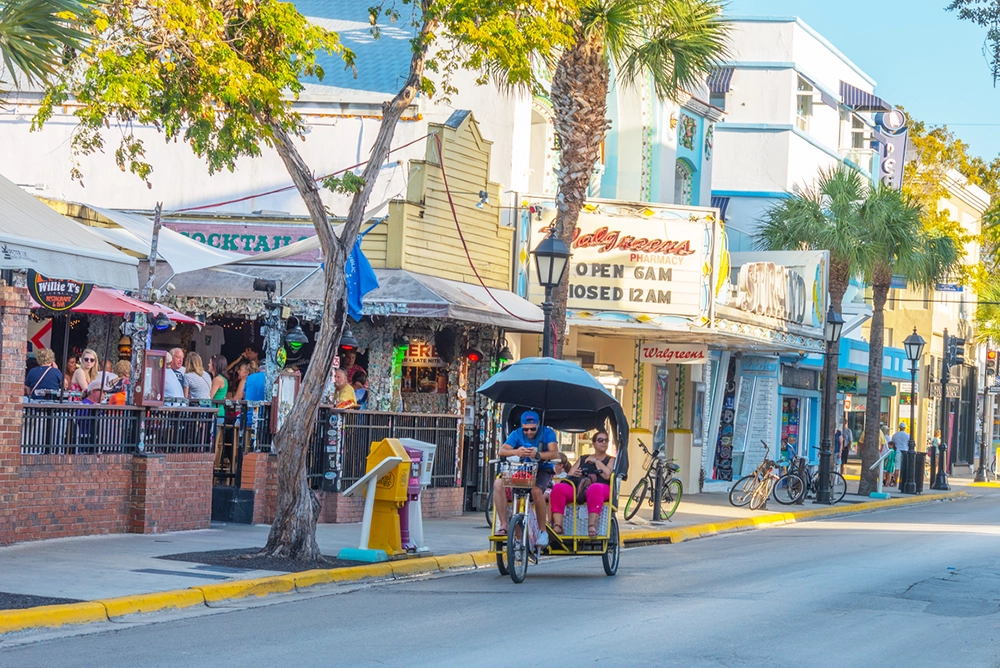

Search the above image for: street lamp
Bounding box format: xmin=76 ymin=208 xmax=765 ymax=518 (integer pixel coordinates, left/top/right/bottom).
xmin=531 ymin=229 xmax=571 ymax=358
xmin=903 ymin=327 xmax=926 ymax=494
xmin=816 ymin=306 xmax=845 ymax=504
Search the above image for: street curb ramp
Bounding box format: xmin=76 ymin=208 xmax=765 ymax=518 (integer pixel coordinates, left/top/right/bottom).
xmin=0 ymin=491 xmax=969 ymax=635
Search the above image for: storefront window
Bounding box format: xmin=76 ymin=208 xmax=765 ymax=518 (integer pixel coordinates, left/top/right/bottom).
xmin=653 ymin=367 xmax=670 ymax=453
xmin=712 ymin=358 xmax=738 ymax=480
xmin=780 ymin=397 xmax=801 ymax=460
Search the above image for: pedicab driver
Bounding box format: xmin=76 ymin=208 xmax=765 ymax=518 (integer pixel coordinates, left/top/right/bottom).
xmin=494 ymin=411 xmax=558 ymax=546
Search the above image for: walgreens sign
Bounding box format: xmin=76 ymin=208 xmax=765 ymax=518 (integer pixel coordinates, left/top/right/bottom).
xmin=640 ymin=342 xmax=708 ymax=364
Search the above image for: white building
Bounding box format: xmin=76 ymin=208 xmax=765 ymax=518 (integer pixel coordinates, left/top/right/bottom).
xmin=710 ymin=16 xmax=889 ymax=251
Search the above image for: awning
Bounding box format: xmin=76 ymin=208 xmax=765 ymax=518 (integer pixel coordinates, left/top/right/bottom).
xmin=839 ymin=81 xmax=890 ymax=112
xmin=710 ymin=196 xmax=730 ymax=221
xmin=89 ymin=206 xmax=248 ymax=274
xmin=707 ymin=67 xmax=734 ymax=94
xmin=799 ymin=73 xmax=839 ymax=109
xmin=0 ymin=174 xmax=138 ymax=289
xmin=166 ymin=266 xmax=543 ymax=332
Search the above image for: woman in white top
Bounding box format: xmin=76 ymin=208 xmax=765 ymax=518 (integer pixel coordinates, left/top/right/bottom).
xmin=183 ymin=352 xmax=213 ymax=399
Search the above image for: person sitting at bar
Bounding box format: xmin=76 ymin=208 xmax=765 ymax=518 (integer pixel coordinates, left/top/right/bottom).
xmin=242 ymin=369 xmax=268 ymax=401
xmin=108 ymin=360 xmax=131 ymax=405
xmin=332 ymin=368 xmax=357 ymax=408
xmin=71 ymin=348 xmax=113 ymax=397
xmin=62 ymin=354 xmax=78 ymax=391
xmin=25 ymin=348 xmax=63 ymax=399
xmin=340 ymin=349 xmax=365 ymax=384
xmin=352 ymin=371 xmax=369 ymax=409
xmin=184 ymin=352 xmax=213 ymax=400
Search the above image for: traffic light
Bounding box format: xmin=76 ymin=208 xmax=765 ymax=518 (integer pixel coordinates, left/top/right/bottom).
xmin=953 ymin=337 xmax=966 ymax=366
xmin=988 ymin=350 xmax=998 ymax=376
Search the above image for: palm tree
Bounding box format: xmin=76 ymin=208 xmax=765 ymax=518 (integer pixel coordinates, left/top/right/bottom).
xmin=855 ymin=187 xmax=961 ymax=495
xmin=547 ymin=0 xmax=730 ymax=356
xmin=755 ymin=166 xmax=869 ymax=496
xmin=0 ymin=0 xmax=91 ymax=100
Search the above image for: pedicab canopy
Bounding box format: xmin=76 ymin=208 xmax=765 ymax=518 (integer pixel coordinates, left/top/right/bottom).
xmin=478 ymin=357 xmax=629 ymax=480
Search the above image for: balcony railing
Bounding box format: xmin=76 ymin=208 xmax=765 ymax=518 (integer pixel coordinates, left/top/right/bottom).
xmin=20 ymin=401 xmax=462 ymax=490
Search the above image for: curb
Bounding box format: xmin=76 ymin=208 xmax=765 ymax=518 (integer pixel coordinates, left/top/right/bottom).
xmin=0 ymin=492 xmax=969 ymax=635
xmin=622 ymin=491 xmax=970 ymax=545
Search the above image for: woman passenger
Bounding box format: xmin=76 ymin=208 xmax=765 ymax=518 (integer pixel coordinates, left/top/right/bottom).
xmin=549 ymin=431 xmax=615 ymax=537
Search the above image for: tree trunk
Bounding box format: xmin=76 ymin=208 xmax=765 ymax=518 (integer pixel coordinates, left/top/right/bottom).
xmin=259 ymin=10 xmax=436 ymax=560
xmin=859 ymin=266 xmax=892 ymax=496
xmin=549 ymin=30 xmax=610 ymax=358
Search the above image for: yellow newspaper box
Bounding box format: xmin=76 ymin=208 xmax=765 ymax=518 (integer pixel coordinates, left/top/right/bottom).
xmin=366 ymin=438 xmax=411 ymax=555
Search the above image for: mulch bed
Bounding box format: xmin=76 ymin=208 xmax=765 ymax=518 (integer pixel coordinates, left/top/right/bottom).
xmin=0 ymin=592 xmax=83 ymax=610
xmin=157 ymin=548 xmax=366 ymax=573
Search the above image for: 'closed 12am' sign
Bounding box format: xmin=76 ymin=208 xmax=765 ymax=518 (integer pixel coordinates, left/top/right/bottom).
xmin=640 ymin=342 xmax=708 ymax=364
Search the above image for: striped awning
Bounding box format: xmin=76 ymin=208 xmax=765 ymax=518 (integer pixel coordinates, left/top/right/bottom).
xmin=839 ymin=81 xmax=890 ymax=111
xmin=707 ymin=67 xmax=734 ymax=94
xmin=710 ymin=196 xmax=730 ymax=221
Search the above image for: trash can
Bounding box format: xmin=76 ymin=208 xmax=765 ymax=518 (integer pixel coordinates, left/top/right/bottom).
xmin=914 ymin=452 xmax=927 ymax=493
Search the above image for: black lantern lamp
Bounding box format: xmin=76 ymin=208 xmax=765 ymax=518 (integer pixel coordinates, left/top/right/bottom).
xmin=816 ymin=306 xmax=845 ymax=504
xmin=153 ymin=313 xmax=172 ymax=331
xmin=339 ymin=327 xmax=360 ymax=351
xmin=531 ymin=230 xmax=571 ymax=358
xmin=285 ymin=316 xmax=309 ymax=351
xmin=903 ymin=327 xmax=926 ymax=494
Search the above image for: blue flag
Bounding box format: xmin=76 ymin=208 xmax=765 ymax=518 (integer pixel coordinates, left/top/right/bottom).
xmin=344 ymin=240 xmax=379 ymax=321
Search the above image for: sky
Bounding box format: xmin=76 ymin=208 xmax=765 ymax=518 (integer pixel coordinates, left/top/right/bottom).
xmin=728 ymin=0 xmax=1000 ymax=161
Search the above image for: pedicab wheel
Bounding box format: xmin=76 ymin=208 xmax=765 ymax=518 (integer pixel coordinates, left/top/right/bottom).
xmin=660 ymin=479 xmax=683 ymax=519
xmin=602 ymin=517 xmax=620 ymax=576
xmin=624 ymin=479 xmax=648 ymax=520
xmin=484 ymin=486 xmax=494 ymax=528
xmin=496 ymin=547 xmax=509 ymax=576
xmin=507 ymin=513 xmax=528 ymax=584
xmin=728 ymin=475 xmax=755 ymax=507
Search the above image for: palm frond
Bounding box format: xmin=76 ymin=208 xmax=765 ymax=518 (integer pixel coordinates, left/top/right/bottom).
xmin=0 ymin=0 xmax=94 ymax=90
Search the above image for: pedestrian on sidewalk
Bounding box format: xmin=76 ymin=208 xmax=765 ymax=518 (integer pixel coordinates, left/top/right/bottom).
xmin=881 ymin=424 xmax=896 ymax=487
xmin=840 ymin=420 xmax=853 ymax=475
xmin=892 ymin=422 xmax=910 ymax=485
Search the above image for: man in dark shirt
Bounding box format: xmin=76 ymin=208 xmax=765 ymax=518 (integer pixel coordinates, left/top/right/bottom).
xmin=25 ymin=348 xmax=63 ymax=399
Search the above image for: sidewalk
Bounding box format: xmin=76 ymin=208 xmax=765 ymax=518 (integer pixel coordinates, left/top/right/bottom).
xmin=0 ymin=480 xmax=977 ymax=610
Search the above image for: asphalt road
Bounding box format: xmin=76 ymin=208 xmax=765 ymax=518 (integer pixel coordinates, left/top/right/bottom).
xmin=3 ymin=494 xmax=1000 ymax=667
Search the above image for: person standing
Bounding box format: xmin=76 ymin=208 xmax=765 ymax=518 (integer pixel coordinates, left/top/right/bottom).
xmin=165 ymin=347 xmax=189 ymax=399
xmin=183 ymin=352 xmax=212 ymax=399
xmin=839 ymin=420 xmax=853 ymax=475
xmin=892 ymin=422 xmax=910 ymax=484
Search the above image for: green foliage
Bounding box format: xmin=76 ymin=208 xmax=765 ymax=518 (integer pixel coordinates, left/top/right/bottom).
xmin=35 ymin=0 xmax=351 ymax=184
xmin=946 ymin=0 xmax=1000 ymax=85
xmin=321 ymin=172 xmax=365 ymax=195
xmin=0 ymin=0 xmax=94 ymax=100
xmin=579 ymin=0 xmax=730 ymax=101
xmin=371 ymin=0 xmax=576 ymax=100
xmin=34 ymin=0 xmax=574 ymax=185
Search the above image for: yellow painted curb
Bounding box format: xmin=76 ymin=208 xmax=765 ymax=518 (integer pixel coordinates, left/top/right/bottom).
xmin=100 ymin=589 xmax=206 ymax=619
xmin=194 ymin=574 xmax=296 ymax=603
xmin=469 ymin=550 xmax=496 ymax=569
xmin=435 ymin=553 xmax=475 ymax=572
xmin=0 ymin=601 xmax=108 ymax=634
xmin=968 ymin=481 xmax=1000 ymax=488
xmin=329 ymin=562 xmax=394 ymax=583
xmin=292 ymin=569 xmax=339 ymax=590
xmin=621 ymin=492 xmax=969 ymax=546
xmin=390 ymin=557 xmax=440 ymax=578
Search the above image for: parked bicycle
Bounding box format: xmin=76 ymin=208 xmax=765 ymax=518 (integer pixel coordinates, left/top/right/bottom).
xmin=728 ymin=442 xmax=787 ymax=510
xmin=772 ymin=458 xmax=847 ymax=505
xmin=623 ymin=439 xmax=683 ymax=520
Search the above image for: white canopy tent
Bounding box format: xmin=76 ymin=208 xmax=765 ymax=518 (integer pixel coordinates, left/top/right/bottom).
xmin=0 ymin=175 xmax=139 ymax=290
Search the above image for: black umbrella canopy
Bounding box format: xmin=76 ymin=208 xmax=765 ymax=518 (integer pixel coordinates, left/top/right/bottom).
xmin=477 ymin=357 xmax=616 ymax=413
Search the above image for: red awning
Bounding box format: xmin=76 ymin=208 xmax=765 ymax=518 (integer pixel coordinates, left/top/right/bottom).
xmin=31 ymin=287 xmax=153 ymax=315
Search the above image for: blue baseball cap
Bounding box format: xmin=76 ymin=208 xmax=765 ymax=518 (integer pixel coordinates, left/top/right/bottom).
xmin=521 ymin=410 xmax=540 ymax=425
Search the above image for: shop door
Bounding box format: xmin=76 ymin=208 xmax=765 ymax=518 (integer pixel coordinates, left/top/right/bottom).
xmin=653 ymin=367 xmax=670 ymax=454
xmin=780 ymin=397 xmax=805 ymax=462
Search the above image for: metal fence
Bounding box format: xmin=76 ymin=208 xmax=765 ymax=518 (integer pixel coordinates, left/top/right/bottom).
xmin=21 ymin=404 xmax=216 ymax=455
xmin=336 ymin=411 xmax=461 ymax=490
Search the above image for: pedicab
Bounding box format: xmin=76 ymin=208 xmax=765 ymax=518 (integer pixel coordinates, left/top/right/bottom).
xmin=477 ymin=357 xmax=630 ymax=583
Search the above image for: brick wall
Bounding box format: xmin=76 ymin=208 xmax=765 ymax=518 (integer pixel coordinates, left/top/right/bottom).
xmin=419 ymin=487 xmax=464 ymax=518
xmin=241 ymin=451 xmax=277 ymax=524
xmin=130 ymin=453 xmax=213 ymax=534
xmin=17 ymin=454 xmax=133 ymax=541
xmin=0 ymin=285 xmax=29 ymax=545
xmin=317 ymin=490 xmax=366 ymax=524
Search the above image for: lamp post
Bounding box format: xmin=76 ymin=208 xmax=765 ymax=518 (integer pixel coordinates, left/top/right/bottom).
xmin=531 ymin=230 xmax=571 ymax=359
xmin=903 ymin=327 xmax=926 ymax=494
xmin=816 ymin=306 xmax=845 ymax=504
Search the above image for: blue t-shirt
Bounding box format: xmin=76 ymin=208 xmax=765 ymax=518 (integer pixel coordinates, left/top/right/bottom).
xmin=505 ymin=426 xmax=558 ymax=471
xmin=244 ymin=372 xmax=267 ymax=401
xmin=25 ymin=365 xmax=63 ymax=398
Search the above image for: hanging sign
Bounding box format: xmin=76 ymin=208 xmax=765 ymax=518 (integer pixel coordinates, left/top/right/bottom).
xmin=27 ymin=270 xmax=92 ymax=312
xmin=401 ymin=340 xmax=447 ymax=394
xmin=640 ymin=341 xmax=708 ymax=364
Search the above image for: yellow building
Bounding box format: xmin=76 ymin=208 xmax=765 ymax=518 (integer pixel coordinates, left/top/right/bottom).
xmin=877 ymin=169 xmax=990 ymax=472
